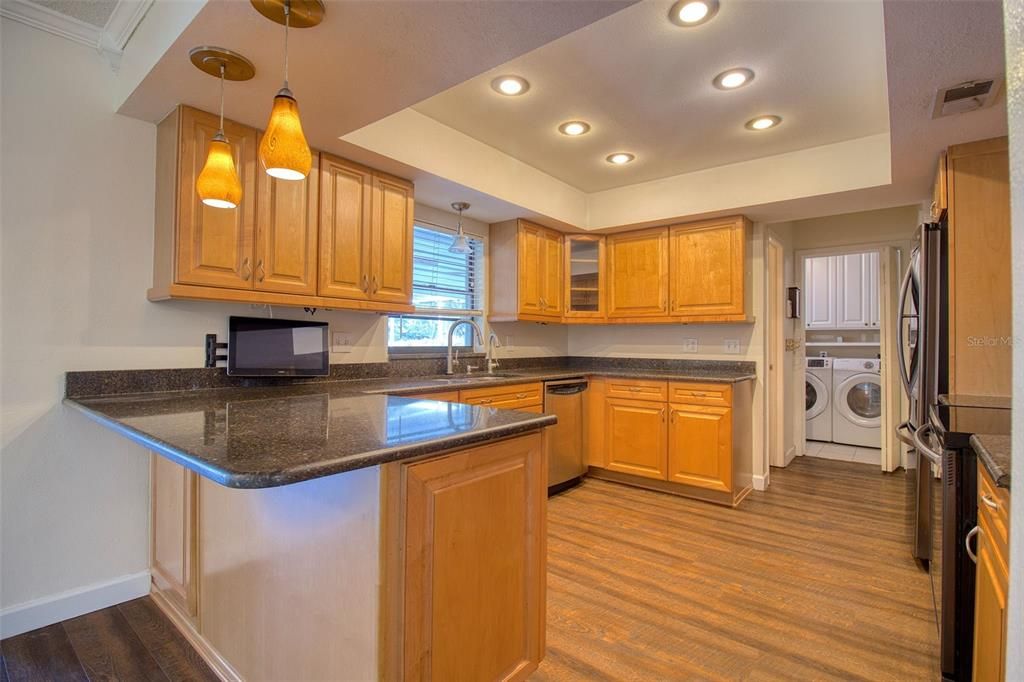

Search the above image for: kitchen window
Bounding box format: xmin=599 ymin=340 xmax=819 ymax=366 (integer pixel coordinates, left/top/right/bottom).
xmin=388 ymin=223 xmax=484 ymax=352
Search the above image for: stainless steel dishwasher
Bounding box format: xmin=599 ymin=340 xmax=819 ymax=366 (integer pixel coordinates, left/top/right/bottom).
xmin=544 ymin=378 xmax=588 ymax=494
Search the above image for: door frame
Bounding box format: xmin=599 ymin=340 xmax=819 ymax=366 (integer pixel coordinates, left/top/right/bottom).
xmin=795 ymin=241 xmax=907 ymax=472
xmin=767 ymin=237 xmax=786 ymax=469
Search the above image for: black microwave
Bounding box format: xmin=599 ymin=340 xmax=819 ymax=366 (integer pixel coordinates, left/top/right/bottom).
xmin=227 ymin=316 xmax=329 ymax=377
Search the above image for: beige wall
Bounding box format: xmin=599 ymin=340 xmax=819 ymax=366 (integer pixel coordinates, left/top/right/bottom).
xmin=791 ymin=205 xmax=918 ymax=251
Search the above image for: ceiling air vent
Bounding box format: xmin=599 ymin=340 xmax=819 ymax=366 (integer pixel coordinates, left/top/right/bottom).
xmin=931 ymin=78 xmax=1003 ymax=119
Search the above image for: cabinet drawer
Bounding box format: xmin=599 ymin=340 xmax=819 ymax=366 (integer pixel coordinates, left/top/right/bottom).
xmin=669 ymin=382 xmax=732 ymax=407
xmin=404 ymin=390 xmax=460 ymax=402
xmin=605 ymin=379 xmax=668 ymax=401
xmin=459 ymin=382 xmax=543 ymax=409
xmin=978 ymin=464 xmax=1009 ymax=554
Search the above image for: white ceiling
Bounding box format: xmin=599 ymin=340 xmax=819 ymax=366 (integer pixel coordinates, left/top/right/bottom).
xmin=412 ymin=0 xmax=890 ymax=192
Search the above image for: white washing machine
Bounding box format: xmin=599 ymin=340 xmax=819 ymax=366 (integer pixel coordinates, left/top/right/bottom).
xmin=832 ymin=358 xmax=882 ymax=448
xmin=805 ymin=357 xmax=833 ymax=441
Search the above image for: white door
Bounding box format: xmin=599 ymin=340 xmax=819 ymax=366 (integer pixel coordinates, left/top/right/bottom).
xmin=835 ymin=253 xmax=871 ymax=328
xmin=867 ymin=251 xmax=880 ymax=328
xmin=804 ymin=256 xmax=836 ymax=329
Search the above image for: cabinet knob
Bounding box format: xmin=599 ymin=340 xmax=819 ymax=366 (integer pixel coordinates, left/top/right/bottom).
xmin=981 ymin=493 xmax=1001 ymax=511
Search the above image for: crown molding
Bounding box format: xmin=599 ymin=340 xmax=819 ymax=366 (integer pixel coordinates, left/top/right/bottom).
xmin=0 ymin=0 xmax=153 ymax=70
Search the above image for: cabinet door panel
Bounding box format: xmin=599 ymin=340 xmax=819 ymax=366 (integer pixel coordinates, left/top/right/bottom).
xmin=255 ymin=154 xmax=319 ymax=294
xmin=541 ymin=230 xmax=563 ymax=316
xmin=607 ymin=229 xmax=668 ymax=318
xmin=605 ymin=398 xmax=667 ymax=479
xmin=402 ymin=435 xmax=545 ymax=681
xmin=867 ymin=251 xmax=880 ymax=328
xmin=151 ymin=454 xmax=197 ymax=618
xmin=319 ymin=154 xmax=372 ymax=300
xmin=972 ymin=515 xmax=1008 ymax=682
xmin=835 ymin=253 xmax=870 ymax=328
xmin=565 ymin=236 xmax=605 ymax=319
xmin=667 ymin=404 xmax=732 ymax=492
xmin=517 ymin=226 xmax=544 ymax=315
xmin=804 ymin=256 xmax=836 ymax=329
xmin=176 ymin=108 xmax=257 ymax=289
xmin=669 ymin=219 xmax=744 ymax=317
xmin=370 ymin=175 xmax=413 ymax=303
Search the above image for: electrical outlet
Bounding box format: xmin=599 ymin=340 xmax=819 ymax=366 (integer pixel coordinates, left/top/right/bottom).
xmin=682 ymin=338 xmax=698 ymax=353
xmin=723 ymin=339 xmax=741 ymax=354
xmin=332 ymin=331 xmax=353 ymax=353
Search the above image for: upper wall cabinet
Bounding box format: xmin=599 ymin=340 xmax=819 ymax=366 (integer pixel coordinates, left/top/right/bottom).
xmin=804 ymin=252 xmax=879 ymax=330
xmin=489 ymin=220 xmax=563 ymax=322
xmin=668 ymin=217 xmax=749 ymax=320
xmin=607 ymin=228 xmax=669 ymax=319
xmin=149 ymin=106 xmax=413 ymax=313
xmin=564 ymin=235 xmax=606 ymax=319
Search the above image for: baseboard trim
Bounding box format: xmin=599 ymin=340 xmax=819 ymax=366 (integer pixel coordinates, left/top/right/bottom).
xmin=0 ymin=570 xmax=150 ymax=639
xmin=783 ymin=445 xmax=797 ymax=466
xmin=752 ymin=472 xmax=770 ymax=491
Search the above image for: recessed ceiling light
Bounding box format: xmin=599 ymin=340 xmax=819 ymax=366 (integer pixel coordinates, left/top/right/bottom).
xmin=606 ymin=152 xmax=636 ymax=165
xmin=745 ymin=115 xmax=782 ymax=130
xmin=491 ymin=75 xmax=530 ymax=96
xmin=669 ymin=0 xmax=719 ymax=26
xmin=558 ymin=120 xmax=591 ymax=136
xmin=713 ymin=68 xmax=754 ymax=90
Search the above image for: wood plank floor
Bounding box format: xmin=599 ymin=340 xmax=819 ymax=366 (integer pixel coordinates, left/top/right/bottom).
xmin=0 ymin=598 xmax=216 ymax=682
xmin=532 ymin=456 xmax=941 ymax=681
xmin=1 ymin=457 xmax=938 ymax=681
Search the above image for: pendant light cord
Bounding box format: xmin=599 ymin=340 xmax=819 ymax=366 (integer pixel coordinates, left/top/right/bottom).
xmin=218 ymin=62 xmax=226 ymax=135
xmin=283 ymin=0 xmax=291 ymax=89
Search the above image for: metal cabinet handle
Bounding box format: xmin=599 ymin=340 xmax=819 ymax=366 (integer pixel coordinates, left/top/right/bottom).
xmin=966 ymin=526 xmax=980 ymax=564
xmin=371 ymin=275 xmax=379 ymax=293
xmin=515 ymin=392 xmax=527 ymax=399
xmin=256 ymin=259 xmax=265 ymax=282
xmin=240 ymin=257 xmax=251 ymax=281
xmin=361 ymin=274 xmax=369 ymax=292
xmin=479 ymin=398 xmax=492 ymax=404
xmin=660 ymin=407 xmax=666 ymax=422
xmin=981 ymin=493 xmax=1001 ymax=511
xmin=540 ymin=297 xmax=547 ymax=310
xmin=689 ymin=391 xmax=707 ymax=397
xmin=628 ymin=387 xmax=643 ymax=392
xmin=930 ymin=201 xmax=939 ymax=218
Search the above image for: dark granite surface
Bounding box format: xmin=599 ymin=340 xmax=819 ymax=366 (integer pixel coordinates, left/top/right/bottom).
xmin=938 ymin=394 xmax=1012 ymax=410
xmin=65 ymin=356 xmax=756 ymax=489
xmin=67 ymin=384 xmax=555 ymax=488
xmin=971 ymin=433 xmax=1011 ymax=489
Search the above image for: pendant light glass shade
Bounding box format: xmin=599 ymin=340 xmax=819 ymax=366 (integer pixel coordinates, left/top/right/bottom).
xmin=197 ymin=134 xmax=243 ymax=209
xmin=449 ymin=201 xmax=472 ymax=254
xmin=259 ymin=88 xmax=311 ymax=180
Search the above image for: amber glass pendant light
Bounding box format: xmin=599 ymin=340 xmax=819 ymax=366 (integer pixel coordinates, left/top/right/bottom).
xmin=252 ymin=0 xmax=325 ymax=180
xmin=189 ymin=47 xmax=256 ymax=209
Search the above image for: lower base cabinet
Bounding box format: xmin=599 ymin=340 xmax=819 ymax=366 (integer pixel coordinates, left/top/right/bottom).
xmin=972 ymin=463 xmax=1010 ymax=682
xmin=590 ymin=379 xmax=752 ymax=506
xmin=384 ymin=432 xmax=547 ymax=681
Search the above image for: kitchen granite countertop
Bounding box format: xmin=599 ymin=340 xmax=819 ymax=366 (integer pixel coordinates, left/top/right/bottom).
xmin=65 ymin=360 xmax=756 ymax=489
xmin=938 ymin=394 xmax=1012 ymax=409
xmin=971 ymin=433 xmax=1011 ymax=489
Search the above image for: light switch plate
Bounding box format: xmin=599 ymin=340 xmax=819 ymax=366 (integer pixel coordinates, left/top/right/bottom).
xmin=723 ymin=339 xmax=741 ymax=354
xmin=332 ymin=331 xmax=353 ymax=353
xmin=682 ymin=338 xmax=698 ymax=353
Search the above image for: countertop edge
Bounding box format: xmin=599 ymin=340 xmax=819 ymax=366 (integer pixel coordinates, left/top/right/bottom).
xmin=65 ymin=397 xmax=555 ymax=489
xmin=970 ymin=433 xmax=1011 ymax=489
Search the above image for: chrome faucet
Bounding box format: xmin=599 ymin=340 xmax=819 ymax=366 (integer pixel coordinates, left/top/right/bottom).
xmin=486 ymin=331 xmax=502 ymax=374
xmin=446 ymin=319 xmax=485 ymax=375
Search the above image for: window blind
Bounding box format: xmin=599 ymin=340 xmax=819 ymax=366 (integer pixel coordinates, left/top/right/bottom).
xmin=409 ymin=224 xmax=483 ymax=314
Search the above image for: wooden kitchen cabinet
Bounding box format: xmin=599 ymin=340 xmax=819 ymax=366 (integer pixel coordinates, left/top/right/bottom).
xmin=604 ymin=397 xmax=668 ymax=480
xmin=669 ymin=217 xmax=749 ymax=320
xmin=150 ymin=105 xmax=414 ymax=313
xmin=489 ymin=220 xmax=563 ymax=321
xmin=668 ymin=403 xmax=732 ymax=492
xmin=564 ymin=235 xmax=605 ymax=319
xmin=460 ymin=382 xmax=544 ymax=411
xmin=390 ymin=433 xmax=546 ymax=681
xmin=150 ymin=454 xmax=198 ymax=622
xmin=164 ymin=105 xmax=259 ymax=290
xmin=946 ymin=136 xmax=1012 ymax=397
xmin=972 ymin=462 xmax=1010 ymax=682
xmin=591 ymin=379 xmax=752 ymax=506
xmin=607 ymin=228 xmax=669 ymax=319
xmin=255 ymin=153 xmax=319 ymax=295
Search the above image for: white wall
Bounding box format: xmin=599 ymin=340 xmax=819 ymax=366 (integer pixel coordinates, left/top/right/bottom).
xmin=1002 ymin=0 xmax=1022 ymax=675
xmin=0 ymin=20 xmax=566 ymax=633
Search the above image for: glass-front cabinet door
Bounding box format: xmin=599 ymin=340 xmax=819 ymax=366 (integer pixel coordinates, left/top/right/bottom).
xmin=564 ymin=235 xmax=605 ymax=319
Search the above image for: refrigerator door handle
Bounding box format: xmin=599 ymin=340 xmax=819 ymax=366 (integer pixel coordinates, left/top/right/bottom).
xmin=895 ymin=420 xmax=916 ymax=447
xmin=896 ymin=264 xmax=915 ymax=399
